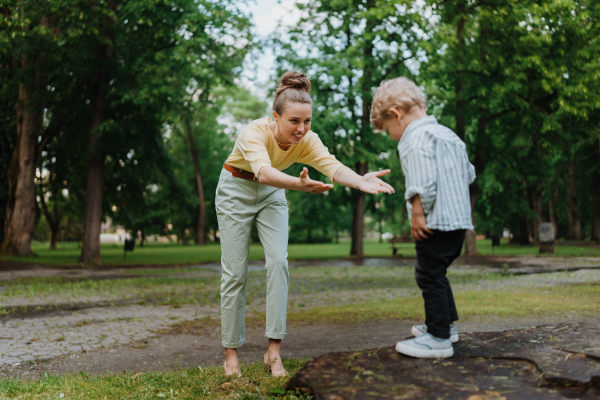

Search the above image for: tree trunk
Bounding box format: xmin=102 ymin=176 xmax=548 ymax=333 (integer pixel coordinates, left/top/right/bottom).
xmin=180 ymin=119 xmax=206 ymax=246
xmin=565 ymin=160 xmax=580 ymax=240
xmin=38 ymin=186 xmax=61 ymax=251
xmin=526 ymin=182 xmax=543 ymax=244
xmin=549 ymin=188 xmax=559 ymax=239
xmin=140 ymin=229 xmax=145 ymax=247
xmin=593 ymin=162 xmax=600 ymax=241
xmin=79 ymin=0 xmax=116 ymax=264
xmin=0 ymin=76 xmax=43 ymax=256
xmin=592 ymin=203 xmax=600 ymax=242
xmin=464 ymin=185 xmax=478 ymax=255
xmin=79 ymin=0 xmax=114 ymax=264
xmin=79 ymin=129 xmax=106 ymax=264
xmin=464 ymin=112 xmax=485 ymax=256
xmin=192 ymin=161 xmax=206 ymax=245
xmin=519 ymin=216 xmax=531 ymax=245
xmin=454 ymin=3 xmax=466 ymax=140
xmin=0 ymin=218 xmax=5 ymax=248
xmin=181 ymin=229 xmax=188 ymax=245
xmin=49 ymin=228 xmax=59 ymax=250
xmin=350 ymin=161 xmax=368 ymax=257
xmin=351 ymin=2 xmax=376 ymax=258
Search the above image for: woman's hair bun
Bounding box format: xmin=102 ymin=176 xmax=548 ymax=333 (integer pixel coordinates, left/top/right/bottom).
xmin=273 ymin=71 xmax=313 ymax=115
xmin=276 ymin=71 xmax=311 ymax=96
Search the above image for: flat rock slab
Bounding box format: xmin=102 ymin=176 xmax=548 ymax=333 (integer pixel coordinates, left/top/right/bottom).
xmin=286 ymin=324 xmax=600 ymax=400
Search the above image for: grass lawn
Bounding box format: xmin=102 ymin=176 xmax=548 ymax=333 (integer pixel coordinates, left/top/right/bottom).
xmin=2 ymin=238 xmax=599 ymax=266
xmin=1 ymin=283 xmax=598 ymax=399
xmin=286 ymin=284 xmax=600 ymax=324
xmin=0 ymin=359 xmax=311 ymax=400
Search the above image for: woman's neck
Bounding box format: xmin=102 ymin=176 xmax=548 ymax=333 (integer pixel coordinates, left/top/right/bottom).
xmin=270 ymin=121 xmax=292 ymax=150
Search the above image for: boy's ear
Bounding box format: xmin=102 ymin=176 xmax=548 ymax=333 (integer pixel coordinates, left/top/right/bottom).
xmin=388 ymin=107 xmax=403 ymax=121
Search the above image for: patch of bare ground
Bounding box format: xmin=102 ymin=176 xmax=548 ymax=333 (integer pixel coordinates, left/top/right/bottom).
xmin=1 ymin=312 xmax=598 ymax=379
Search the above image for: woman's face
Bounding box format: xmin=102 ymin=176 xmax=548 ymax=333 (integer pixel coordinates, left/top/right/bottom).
xmin=273 ymin=102 xmax=313 ymax=144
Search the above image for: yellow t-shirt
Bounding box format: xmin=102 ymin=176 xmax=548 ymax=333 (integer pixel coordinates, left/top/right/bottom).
xmin=226 ymin=117 xmax=343 ymax=182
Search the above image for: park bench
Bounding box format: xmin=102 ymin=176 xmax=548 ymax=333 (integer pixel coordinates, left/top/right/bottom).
xmin=388 ymin=236 xmax=413 ymax=256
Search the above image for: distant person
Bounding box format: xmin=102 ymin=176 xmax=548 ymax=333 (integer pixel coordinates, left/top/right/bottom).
xmin=370 ymin=77 xmax=476 ymax=359
xmin=217 ymin=71 xmax=394 ymax=377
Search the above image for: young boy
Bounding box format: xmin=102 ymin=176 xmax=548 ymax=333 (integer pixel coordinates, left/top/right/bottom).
xmin=371 ymin=77 xmax=476 ymax=359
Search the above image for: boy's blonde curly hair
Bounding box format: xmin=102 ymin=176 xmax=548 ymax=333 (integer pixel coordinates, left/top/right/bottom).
xmin=370 ymin=77 xmax=426 ymax=131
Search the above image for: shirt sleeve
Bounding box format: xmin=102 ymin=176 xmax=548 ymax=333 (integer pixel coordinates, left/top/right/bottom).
xmin=403 ymin=147 xmax=437 ymax=214
xmin=234 ymin=124 xmax=272 ymax=176
xmin=297 ymin=134 xmax=344 ymax=182
xmin=467 ymin=160 xmax=476 ymax=184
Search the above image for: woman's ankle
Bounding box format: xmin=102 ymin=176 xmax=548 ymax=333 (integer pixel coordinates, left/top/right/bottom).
xmin=267 ymin=338 xmax=282 ymax=356
xmin=224 ymin=348 xmax=239 ymax=362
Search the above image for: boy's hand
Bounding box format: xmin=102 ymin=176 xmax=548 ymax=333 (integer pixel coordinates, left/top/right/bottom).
xmin=411 ymin=213 xmax=432 ymax=241
xmin=411 ymin=195 xmax=433 ymax=241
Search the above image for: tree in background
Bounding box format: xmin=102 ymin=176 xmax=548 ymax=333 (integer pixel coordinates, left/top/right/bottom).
xmin=0 ymin=0 xmax=253 ymax=262
xmin=169 ymin=85 xmax=266 ymax=245
xmin=37 ymin=158 xmax=66 ymax=251
xmin=0 ymin=0 xmax=92 ymax=256
xmin=0 ymin=85 xmax=16 ymax=248
xmin=274 ymin=0 xmax=428 ymax=256
xmin=365 ymin=149 xmax=409 ymax=241
xmin=424 ymin=0 xmax=600 ymax=249
xmin=2 ymin=0 xmax=599 ymax=259
xmin=77 ymin=0 xmax=253 ymax=263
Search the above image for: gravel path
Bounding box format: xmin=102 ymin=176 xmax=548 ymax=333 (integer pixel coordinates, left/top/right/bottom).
xmin=0 ymin=304 xmax=219 ymax=366
xmin=1 ymin=256 xmax=599 ymax=372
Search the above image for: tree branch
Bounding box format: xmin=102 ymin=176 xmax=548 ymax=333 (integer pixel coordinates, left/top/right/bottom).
xmin=35 ymin=121 xmax=60 ymax=166
xmin=484 ymin=108 xmax=517 ymax=123
xmin=37 ymin=183 xmax=55 ymax=228
xmin=382 ymin=55 xmax=413 ymax=81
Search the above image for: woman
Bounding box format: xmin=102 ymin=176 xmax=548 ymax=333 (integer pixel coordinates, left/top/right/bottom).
xmin=217 ymin=71 xmax=394 ymax=377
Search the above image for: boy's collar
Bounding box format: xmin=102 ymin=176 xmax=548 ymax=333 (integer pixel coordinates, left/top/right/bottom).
xmin=398 ymin=115 xmax=437 ymax=146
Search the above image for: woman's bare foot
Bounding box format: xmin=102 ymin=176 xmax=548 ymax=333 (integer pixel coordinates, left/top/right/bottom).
xmin=264 ymin=339 xmax=287 ymax=377
xmin=223 ymin=348 xmax=241 ymax=377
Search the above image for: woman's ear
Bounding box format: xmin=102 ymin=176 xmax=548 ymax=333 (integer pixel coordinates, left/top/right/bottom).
xmin=272 ymin=110 xmax=279 ymax=123
xmin=388 ymin=107 xmax=403 ymax=122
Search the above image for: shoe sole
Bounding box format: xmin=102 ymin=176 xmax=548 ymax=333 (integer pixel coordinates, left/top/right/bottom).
xmin=395 ymin=342 xmax=454 ymax=359
xmin=411 ymin=326 xmax=459 ymax=344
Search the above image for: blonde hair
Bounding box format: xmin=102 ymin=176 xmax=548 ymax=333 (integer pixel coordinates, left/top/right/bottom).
xmin=370 ymin=77 xmax=426 ymax=131
xmin=273 ymin=71 xmax=312 ymax=115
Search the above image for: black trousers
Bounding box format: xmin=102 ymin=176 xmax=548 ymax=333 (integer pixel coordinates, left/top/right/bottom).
xmin=414 ymin=229 xmax=466 ymax=339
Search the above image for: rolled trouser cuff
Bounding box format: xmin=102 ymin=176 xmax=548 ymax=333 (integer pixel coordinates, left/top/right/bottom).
xmin=265 ymin=332 xmax=287 ymax=340
xmin=222 ymin=338 xmax=245 ymax=349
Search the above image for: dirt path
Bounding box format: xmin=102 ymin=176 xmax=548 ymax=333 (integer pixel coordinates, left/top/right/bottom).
xmin=1 ymin=256 xmax=599 ymax=379
xmin=2 ymin=255 xmax=600 ymax=280
xmin=2 ymin=312 xmax=598 ymax=379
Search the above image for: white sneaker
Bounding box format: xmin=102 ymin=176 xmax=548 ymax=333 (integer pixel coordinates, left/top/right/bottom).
xmin=411 ymin=324 xmax=459 ymax=343
xmin=396 ymin=333 xmax=454 ymax=359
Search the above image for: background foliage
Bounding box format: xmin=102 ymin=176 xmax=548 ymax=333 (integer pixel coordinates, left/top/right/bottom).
xmin=1 ymin=0 xmax=599 ymax=261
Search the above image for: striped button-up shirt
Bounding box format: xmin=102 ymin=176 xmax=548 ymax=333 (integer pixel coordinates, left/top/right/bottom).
xmin=398 ymin=115 xmax=476 ymax=231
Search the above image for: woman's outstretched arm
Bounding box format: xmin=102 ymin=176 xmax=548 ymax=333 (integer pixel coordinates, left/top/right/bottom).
xmin=333 ymin=166 xmax=395 ymax=194
xmin=258 ymin=165 xmax=394 ymax=195
xmin=258 ymin=166 xmax=334 ymax=194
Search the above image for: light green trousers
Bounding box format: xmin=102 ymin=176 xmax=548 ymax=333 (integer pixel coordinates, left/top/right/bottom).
xmin=215 ymin=168 xmax=290 ymax=348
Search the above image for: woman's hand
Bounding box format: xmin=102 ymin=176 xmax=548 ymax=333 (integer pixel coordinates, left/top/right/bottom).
xmin=298 ymin=167 xmax=334 ymax=194
xmin=355 ymin=170 xmax=395 ymax=194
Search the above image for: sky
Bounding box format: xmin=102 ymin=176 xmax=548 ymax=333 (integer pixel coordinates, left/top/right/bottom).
xmin=236 ymin=0 xmax=306 ymax=100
